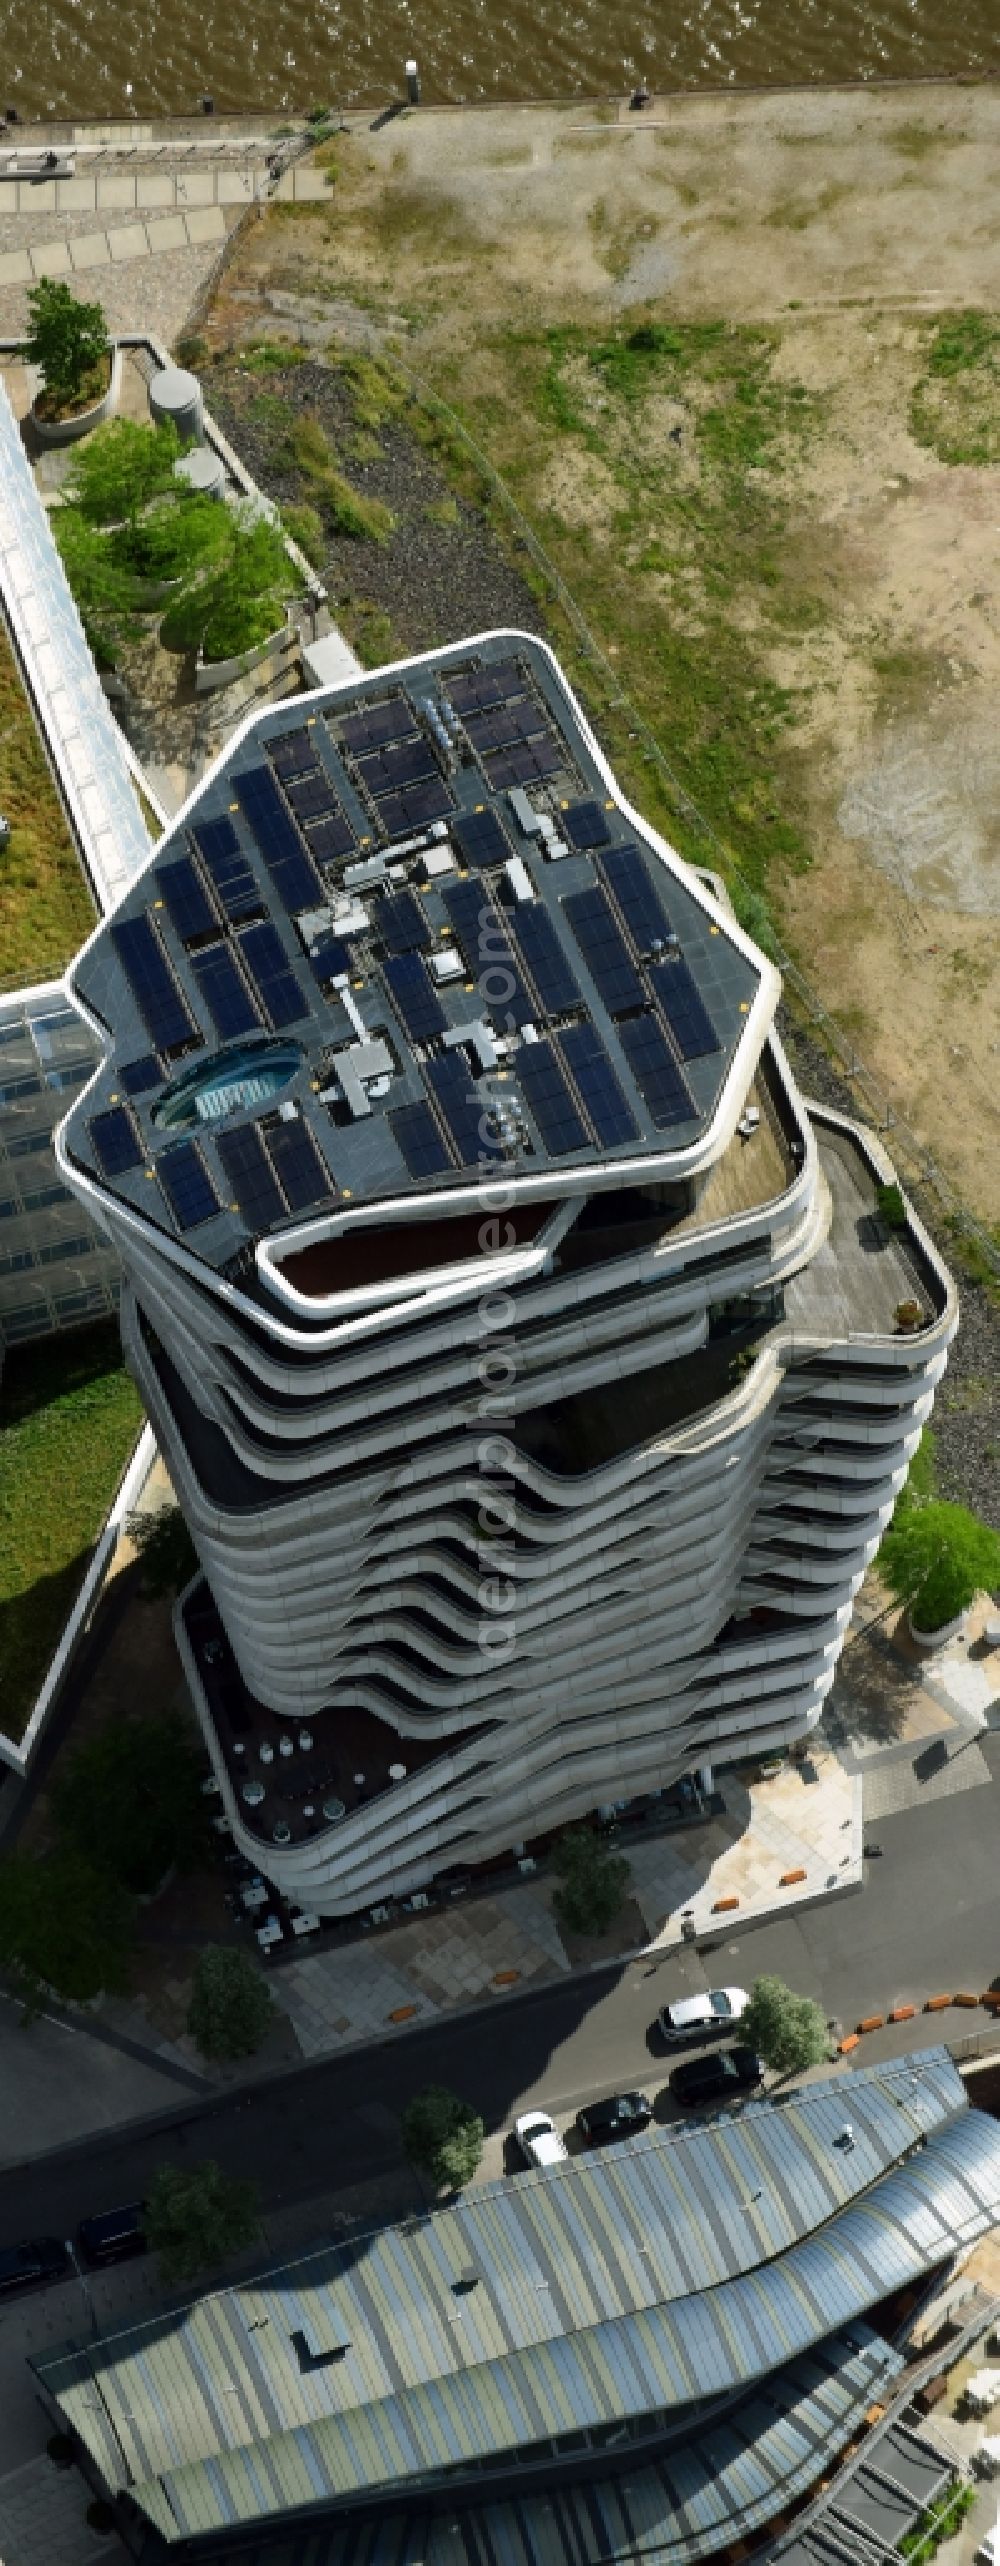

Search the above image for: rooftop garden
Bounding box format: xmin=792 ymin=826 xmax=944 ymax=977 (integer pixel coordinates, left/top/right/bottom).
xmin=0 ymin=623 xmax=95 ymax=987
xmin=0 ymin=1321 xmax=143 ymax=1742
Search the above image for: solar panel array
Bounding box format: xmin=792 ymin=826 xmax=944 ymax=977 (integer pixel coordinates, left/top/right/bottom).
xmin=88 ymin=1105 xmax=143 ymax=1177
xmin=78 ymin=644 xmax=757 ymax=1245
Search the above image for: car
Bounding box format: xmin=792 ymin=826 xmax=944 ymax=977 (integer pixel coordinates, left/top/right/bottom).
xmin=76 ymin=2203 xmax=147 ymax=2268
xmin=514 ymin=2109 xmax=569 ymax=2170
xmin=657 ymin=1985 xmax=750 ymax=2042
xmin=576 ymin=2092 xmax=652 ymax=2145
xmin=670 ymin=2046 xmax=763 ymax=2108
xmin=0 ymin=2237 xmax=70 ymax=2297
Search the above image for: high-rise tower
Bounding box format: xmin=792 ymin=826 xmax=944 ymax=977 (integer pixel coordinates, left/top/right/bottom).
xmin=59 ymin=634 xmax=954 ymax=1913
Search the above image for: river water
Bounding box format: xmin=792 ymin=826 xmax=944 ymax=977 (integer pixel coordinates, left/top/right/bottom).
xmin=0 ymin=0 xmax=995 ymax=123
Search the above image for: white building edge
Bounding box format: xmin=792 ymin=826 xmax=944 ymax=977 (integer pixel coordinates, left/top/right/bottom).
xmin=57 ymin=631 xmax=956 ymax=1915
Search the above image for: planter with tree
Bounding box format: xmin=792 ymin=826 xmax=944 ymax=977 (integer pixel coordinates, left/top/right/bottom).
xmin=25 ymin=278 xmax=119 ymax=446
xmin=161 ymin=506 xmax=303 ymax=689
xmin=551 ymin=1826 xmax=630 ymax=1940
xmin=145 ymin=2158 xmax=261 ymax=2283
xmin=741 ymin=1975 xmax=832 ymax=2085
xmin=879 ymin=1499 xmax=1000 ymax=1648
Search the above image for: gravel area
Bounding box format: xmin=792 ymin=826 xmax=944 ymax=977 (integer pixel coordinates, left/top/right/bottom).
xmin=206 ymin=355 xmax=542 ymax=661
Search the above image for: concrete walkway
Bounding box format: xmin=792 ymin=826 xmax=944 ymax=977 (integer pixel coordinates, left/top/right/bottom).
xmin=0 ymin=203 xmax=228 ymax=286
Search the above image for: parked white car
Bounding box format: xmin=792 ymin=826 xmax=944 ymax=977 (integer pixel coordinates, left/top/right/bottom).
xmin=976 ymin=2514 xmax=1000 ymax=2566
xmin=514 ymin=2109 xmax=569 ymax=2170
xmin=658 ymin=1986 xmax=750 ymax=2042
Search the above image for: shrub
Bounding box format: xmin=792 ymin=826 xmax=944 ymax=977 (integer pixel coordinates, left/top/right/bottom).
xmin=24 ymin=277 xmax=108 ymax=416
xmin=110 ymin=491 xmax=229 ymax=586
xmin=129 ymin=1501 xmax=197 ymax=1598
xmin=188 ymin=1946 xmax=274 ymax=2061
xmin=0 ymin=1848 xmax=132 ymax=2011
xmin=282 ymin=501 xmax=327 ymax=567
xmin=402 ymin=2086 xmax=484 ymax=2190
xmin=879 ymin=1499 xmax=1000 ymax=1634
xmin=145 ymin=2159 xmax=260 ymax=2282
xmin=727 ymin=877 xmax=780 ymax=959
xmin=52 ymin=507 xmax=137 ymax=663
xmin=876 ymin=1181 xmax=906 ymax=1231
xmin=551 ymin=1827 xmax=630 ymax=1938
xmin=742 ymin=1975 xmax=831 ymax=2080
xmin=53 ymin=1711 xmax=210 ymax=1896
xmin=162 ymin=511 xmax=300 ymax=663
xmin=286 ymin=414 xmax=393 ymax=540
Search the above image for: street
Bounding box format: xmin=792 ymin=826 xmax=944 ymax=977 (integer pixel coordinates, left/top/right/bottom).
xmin=2 ymin=1743 xmax=999 ymax=2247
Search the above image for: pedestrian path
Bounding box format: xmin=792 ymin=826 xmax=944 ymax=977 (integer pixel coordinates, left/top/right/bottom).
xmin=0 ymin=203 xmax=227 ymax=286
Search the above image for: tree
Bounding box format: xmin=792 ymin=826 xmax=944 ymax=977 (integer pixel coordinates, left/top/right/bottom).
xmin=111 ymin=491 xmax=229 ymax=585
xmin=65 ymin=416 xmax=182 ymax=525
xmin=24 ymin=277 xmax=108 ymax=416
xmin=402 ymin=2086 xmax=484 ymax=2191
xmin=162 ymin=510 xmax=301 ymax=663
xmin=53 ymin=1712 xmax=209 ymax=1896
xmin=0 ymin=1849 xmax=132 ymax=2014
xmin=188 ymin=1946 xmax=273 ymax=2062
xmin=52 ymin=508 xmax=137 ymax=664
xmin=742 ymin=1975 xmax=831 ymax=2082
xmin=128 ymin=1501 xmax=197 ymax=1598
xmin=145 ymin=2159 xmax=260 ymax=2283
xmin=551 ymin=1827 xmax=630 ymax=1939
xmin=879 ymin=1499 xmax=1000 ymax=1635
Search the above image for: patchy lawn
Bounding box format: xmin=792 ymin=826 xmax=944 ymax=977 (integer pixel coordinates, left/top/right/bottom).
xmin=0 ymin=1322 xmax=143 ymax=1739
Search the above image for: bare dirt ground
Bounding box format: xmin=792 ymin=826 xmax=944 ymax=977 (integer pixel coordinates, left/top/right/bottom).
xmin=208 ymin=83 xmax=1000 ymax=1220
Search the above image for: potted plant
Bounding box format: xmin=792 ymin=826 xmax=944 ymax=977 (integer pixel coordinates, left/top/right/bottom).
xmin=895 ymin=1299 xmax=925 ymax=1333
xmin=879 ymin=1499 xmax=1000 ymax=1649
xmin=161 ymin=508 xmax=302 ymax=690
xmin=24 ymin=278 xmax=120 ymax=447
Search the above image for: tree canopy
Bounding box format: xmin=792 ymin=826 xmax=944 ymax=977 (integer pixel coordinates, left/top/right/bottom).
xmin=551 ymin=1827 xmax=630 ymax=1938
xmin=162 ymin=510 xmax=300 ymax=663
xmin=879 ymin=1498 xmax=1000 ymax=1634
xmin=145 ymin=2159 xmax=260 ymax=2283
xmin=0 ymin=1848 xmax=132 ymax=2012
xmin=742 ymin=1975 xmax=831 ymax=2081
xmin=65 ymin=416 xmax=182 ymax=524
xmin=53 ymin=1710 xmax=209 ymax=1896
xmin=24 ymin=277 xmax=108 ymax=411
xmin=187 ymin=1946 xmax=274 ymax=2062
xmin=401 ymin=2086 xmax=484 ymax=2191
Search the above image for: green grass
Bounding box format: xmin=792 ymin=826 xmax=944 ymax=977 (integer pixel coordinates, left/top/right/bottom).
xmin=0 ymin=627 xmax=96 ymax=985
xmin=0 ymin=1323 xmax=143 ymax=1739
xmin=910 ymin=310 xmax=1000 ymax=464
xmin=419 ymin=316 xmax=823 ymax=914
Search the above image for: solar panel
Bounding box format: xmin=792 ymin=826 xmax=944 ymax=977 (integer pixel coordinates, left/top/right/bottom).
xmin=398 ymin=777 xmax=452 ymax=827
xmin=509 ymin=905 xmax=581 ymax=1018
xmin=357 ymin=739 xmax=436 ymax=801
xmin=119 ymin=1055 xmax=161 ymax=1097
xmin=618 ymin=1013 xmax=697 ymax=1128
xmin=559 ymin=1022 xmax=640 ymax=1147
xmin=237 ymin=922 xmax=310 ymax=1029
xmin=563 ymin=886 xmax=646 ymax=1016
xmin=231 ymin=767 xmax=326 ymax=916
xmin=88 ymin=1105 xmax=143 ymax=1176
xmin=465 ymin=704 xmax=543 ymax=753
xmin=190 ymin=945 xmax=262 ymax=1041
xmin=267 ymin=1115 xmax=332 ymax=1212
xmin=111 ymin=915 xmax=199 ymax=1053
xmin=390 ymin=1099 xmax=454 ymax=1178
xmin=438 ymin=882 xmax=532 ymax=1024
xmin=157 ymin=1139 xmax=219 ymax=1230
xmin=156 ymin=856 xmax=217 ymax=944
xmin=598 ymin=841 xmax=674 ymax=954
xmin=216 ymin=1123 xmax=286 ymax=1230
xmin=440 ymin=878 xmax=490 ymax=976
xmin=285 ymin=773 xmax=338 ymax=823
xmin=517 ymin=1039 xmax=590 ymax=1157
xmin=446 ymin=661 xmax=525 ymax=714
xmin=486 ymin=738 xmax=563 ymax=789
xmin=376 ymin=889 xmax=431 ymax=955
xmin=306 ymin=812 xmax=355 ymax=863
xmin=305 ymin=932 xmax=351 ymax=988
xmin=339 ymin=699 xmax=415 ymax=753
xmin=450 ymin=809 xmax=510 ymax=871
xmin=190 ymin=817 xmax=262 ymax=925
xmin=383 ymin=953 xmax=446 ymax=1044
xmin=425 ymin=1052 xmax=502 ymax=1166
xmin=267 ymin=728 xmax=315 ymax=780
xmin=650 ymin=955 xmax=722 ymax=1060
xmin=563 ymin=799 xmax=612 ymax=851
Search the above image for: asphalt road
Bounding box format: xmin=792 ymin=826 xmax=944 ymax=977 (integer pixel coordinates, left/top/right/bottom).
xmin=3 ymin=1740 xmax=1000 ymax=2245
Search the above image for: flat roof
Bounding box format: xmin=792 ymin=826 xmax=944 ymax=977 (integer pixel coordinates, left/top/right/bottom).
xmin=61 ymin=634 xmax=769 ymax=1276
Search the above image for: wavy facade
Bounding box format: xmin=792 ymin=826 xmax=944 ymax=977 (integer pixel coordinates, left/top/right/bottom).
xmin=57 ymin=632 xmax=955 ymax=1915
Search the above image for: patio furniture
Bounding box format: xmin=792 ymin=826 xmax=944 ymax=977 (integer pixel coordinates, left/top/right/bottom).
xmin=974 ymin=2440 xmax=1000 ymax=2478
xmin=322 ymin=1796 xmax=346 ymax=1823
xmin=278 ymin=1737 xmax=294 ymax=1759
xmin=259 ymin=1742 xmax=274 ymax=1765
xmin=242 ymin=1780 xmax=265 ymax=1808
xmin=370 ymin=1904 xmax=390 ymax=1926
xmin=967 ymin=2371 xmax=1000 ymax=2415
xmin=273 ymin=1820 xmax=291 ymax=1845
xmin=241 ymin=1883 xmax=267 ymax=1910
xmin=299 ymin=1730 xmax=314 ymax=1751
xmin=389 ymin=1763 xmax=407 ymax=1782
xmin=257 ymin=1917 xmax=283 ymax=1950
xmin=292 ymin=1913 xmax=321 ymax=1936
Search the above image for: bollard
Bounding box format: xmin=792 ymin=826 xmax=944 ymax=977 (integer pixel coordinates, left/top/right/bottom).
xmin=405 ymin=59 xmax=421 ymax=106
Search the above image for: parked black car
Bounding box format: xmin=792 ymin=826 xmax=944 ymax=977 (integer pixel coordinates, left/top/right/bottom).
xmin=76 ymin=2204 xmax=147 ymax=2267
xmin=576 ymin=2091 xmax=652 ymax=2144
xmin=670 ymin=2047 xmax=763 ymax=2108
xmin=0 ymin=2236 xmax=70 ymax=2296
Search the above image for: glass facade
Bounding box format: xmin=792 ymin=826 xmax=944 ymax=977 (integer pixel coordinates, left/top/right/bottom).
xmin=0 ymin=987 xmax=118 ymax=1346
